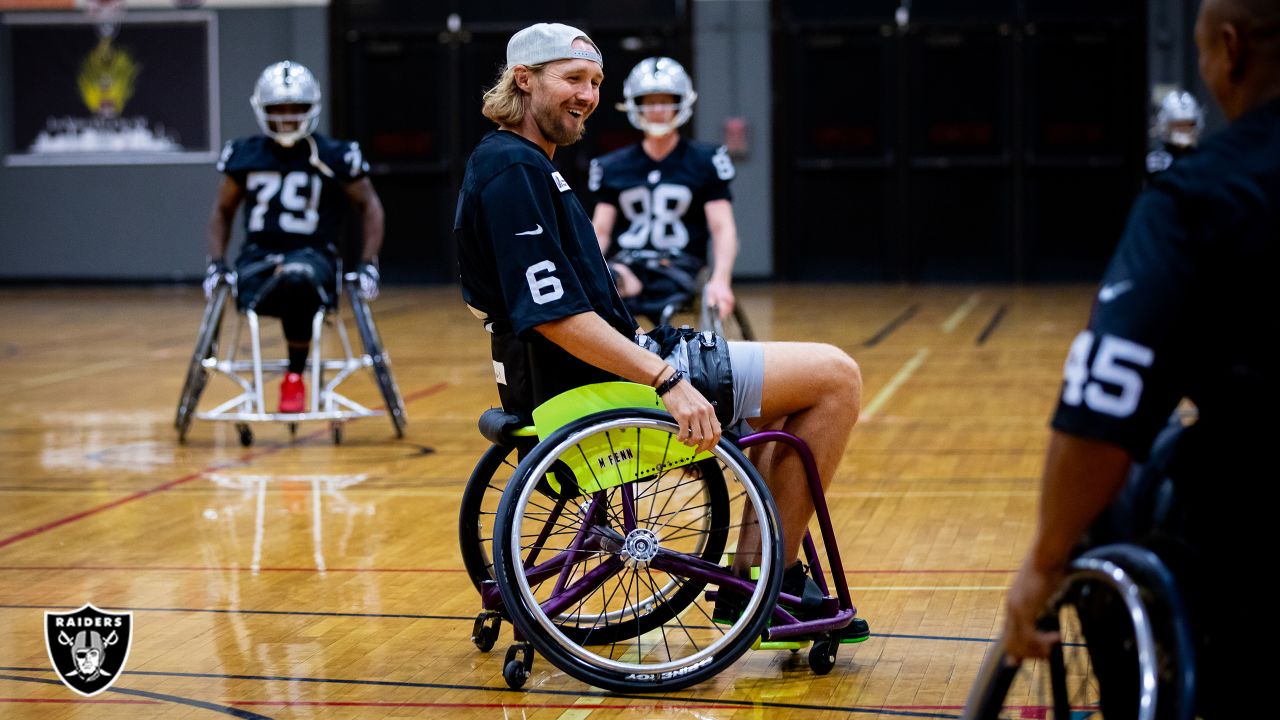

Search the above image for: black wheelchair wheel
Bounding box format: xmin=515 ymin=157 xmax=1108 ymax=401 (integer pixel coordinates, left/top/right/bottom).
xmin=458 ymin=441 xmax=528 ymax=594
xmin=175 ymin=284 xmax=229 ymax=442
xmin=962 ymin=544 xmax=1194 ymax=720
xmin=461 ymin=436 xmax=732 ymax=648
xmin=492 ymin=409 xmax=781 ymax=693
xmin=347 ymin=287 xmax=406 ymax=438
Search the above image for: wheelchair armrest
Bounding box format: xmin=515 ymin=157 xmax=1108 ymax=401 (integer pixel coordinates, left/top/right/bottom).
xmin=478 ymin=408 xmax=531 ymax=446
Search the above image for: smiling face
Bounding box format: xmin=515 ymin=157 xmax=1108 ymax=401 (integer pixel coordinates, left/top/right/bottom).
xmin=526 ymin=54 xmax=602 ymax=147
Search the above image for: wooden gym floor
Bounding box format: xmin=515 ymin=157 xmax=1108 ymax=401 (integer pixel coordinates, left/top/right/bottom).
xmin=0 ymin=283 xmax=1092 ymax=719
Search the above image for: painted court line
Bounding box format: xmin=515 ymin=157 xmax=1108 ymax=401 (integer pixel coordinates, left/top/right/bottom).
xmin=941 ymin=293 xmax=981 ymax=333
xmin=0 ymin=358 xmax=133 ymax=394
xmin=1 ymin=666 xmax=962 ymax=719
xmin=863 ymin=304 xmax=919 ymax=347
xmin=863 ymin=347 xmax=930 ymax=418
xmin=0 ymin=565 xmax=1014 ymax=575
xmin=976 ymin=304 xmax=1008 ymax=346
xmin=0 ymin=382 xmax=449 ymax=551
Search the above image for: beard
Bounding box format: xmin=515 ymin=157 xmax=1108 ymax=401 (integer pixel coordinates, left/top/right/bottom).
xmin=531 ymin=98 xmax=587 ymax=146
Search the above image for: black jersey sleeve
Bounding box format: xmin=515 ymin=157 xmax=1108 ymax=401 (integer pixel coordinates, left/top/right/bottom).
xmin=215 ymin=138 xmax=253 ymax=185
xmin=317 ymin=137 xmax=369 ymax=183
xmin=1051 ymin=188 xmax=1195 ymax=458
xmin=701 ymin=144 xmax=734 ymax=203
xmin=588 ymin=156 xmax=619 ymax=207
xmin=481 ymin=163 xmax=595 ymax=338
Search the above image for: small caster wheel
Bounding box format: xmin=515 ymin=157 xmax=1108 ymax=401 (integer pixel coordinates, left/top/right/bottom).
xmin=471 ymin=611 xmax=501 ymax=653
xmin=236 ymin=423 xmax=253 ymax=447
xmin=288 ymin=422 xmax=298 ymax=439
xmin=332 ymin=423 xmax=343 ymax=445
xmin=503 ymin=659 xmax=527 ymax=689
xmin=808 ymin=639 xmax=837 ymax=675
xmin=502 ymin=642 xmax=533 ymax=690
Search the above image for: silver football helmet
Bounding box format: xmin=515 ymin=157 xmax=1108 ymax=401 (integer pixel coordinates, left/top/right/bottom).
xmin=1153 ymin=90 xmax=1204 ymax=149
xmin=617 ymin=57 xmax=697 ymax=137
xmin=250 ymin=61 xmax=321 ymax=147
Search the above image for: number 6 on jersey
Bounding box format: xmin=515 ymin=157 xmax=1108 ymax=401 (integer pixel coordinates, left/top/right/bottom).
xmin=526 ymin=260 xmax=565 ymax=305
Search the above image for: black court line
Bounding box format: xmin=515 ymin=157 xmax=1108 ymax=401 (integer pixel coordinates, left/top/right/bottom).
xmin=975 ymin=304 xmax=1008 ymax=346
xmin=0 ymin=673 xmax=274 ymax=719
xmin=0 ymin=604 xmax=998 ymax=645
xmin=863 ymin=304 xmax=919 ymax=347
xmin=0 ymin=666 xmax=959 ymax=718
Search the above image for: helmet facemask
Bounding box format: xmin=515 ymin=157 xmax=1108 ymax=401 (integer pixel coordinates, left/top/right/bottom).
xmin=1153 ymin=90 xmax=1204 ymax=149
xmin=631 ymin=95 xmax=688 ymax=137
xmin=618 ymin=57 xmax=696 ymax=137
xmin=251 ymin=61 xmax=322 ymax=147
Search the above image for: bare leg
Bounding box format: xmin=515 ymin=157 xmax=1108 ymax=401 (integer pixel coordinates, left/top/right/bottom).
xmin=734 ymin=342 xmax=861 ymax=574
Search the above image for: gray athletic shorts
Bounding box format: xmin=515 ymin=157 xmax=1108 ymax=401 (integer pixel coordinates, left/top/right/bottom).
xmin=663 ymin=340 xmax=764 ymax=426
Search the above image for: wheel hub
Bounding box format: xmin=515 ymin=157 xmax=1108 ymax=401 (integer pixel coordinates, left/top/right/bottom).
xmin=620 ymin=528 xmax=659 ymax=568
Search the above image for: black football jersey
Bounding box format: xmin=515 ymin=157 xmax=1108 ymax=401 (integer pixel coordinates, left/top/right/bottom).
xmin=217 ymin=134 xmax=368 ymax=252
xmin=589 ymin=139 xmax=734 ymax=267
xmin=1052 ymin=97 xmax=1280 ymax=465
xmin=455 ymin=131 xmax=637 ymax=409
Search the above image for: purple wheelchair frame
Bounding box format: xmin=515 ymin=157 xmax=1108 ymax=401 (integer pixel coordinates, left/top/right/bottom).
xmin=474 ymin=425 xmax=861 ymax=675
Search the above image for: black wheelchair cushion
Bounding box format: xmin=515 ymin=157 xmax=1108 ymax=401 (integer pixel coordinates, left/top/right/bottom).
xmin=478 ymin=408 xmax=528 ymax=447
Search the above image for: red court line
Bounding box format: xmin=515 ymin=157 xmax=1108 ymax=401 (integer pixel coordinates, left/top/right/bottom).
xmin=0 ymin=382 xmax=450 ymax=551
xmin=0 ymin=565 xmax=464 ymax=573
xmin=0 ymin=564 xmax=1012 ymax=575
xmin=230 ymin=701 xmax=744 ymax=710
xmin=0 ymin=698 xmax=159 ymax=704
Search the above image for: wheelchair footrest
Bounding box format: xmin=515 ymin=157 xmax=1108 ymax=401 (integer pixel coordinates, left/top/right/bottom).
xmin=751 ymin=637 xmax=810 ymax=651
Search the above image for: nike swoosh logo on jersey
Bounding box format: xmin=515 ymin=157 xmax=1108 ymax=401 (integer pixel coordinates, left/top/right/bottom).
xmin=1098 ymin=280 xmax=1133 ymax=303
xmin=515 ymin=225 xmax=544 ymax=236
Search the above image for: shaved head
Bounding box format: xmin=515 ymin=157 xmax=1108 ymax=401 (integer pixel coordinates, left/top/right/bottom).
xmin=1196 ymin=0 xmax=1280 ymax=118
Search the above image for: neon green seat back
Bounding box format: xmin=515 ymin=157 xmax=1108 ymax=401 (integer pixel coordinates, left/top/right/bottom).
xmin=530 ymin=382 xmax=711 ymax=495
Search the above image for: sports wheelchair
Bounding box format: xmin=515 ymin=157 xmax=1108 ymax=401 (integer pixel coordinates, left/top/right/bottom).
xmin=962 ymin=544 xmax=1195 ymax=720
xmin=614 ymin=249 xmax=756 ymax=341
xmin=174 ymin=270 xmax=406 ymax=446
xmin=964 ymin=421 xmax=1198 ymax=720
xmin=458 ymin=382 xmax=866 ymax=693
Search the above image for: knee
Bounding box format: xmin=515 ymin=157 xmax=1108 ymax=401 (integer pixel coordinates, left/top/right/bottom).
xmin=819 ymin=345 xmax=861 ymax=421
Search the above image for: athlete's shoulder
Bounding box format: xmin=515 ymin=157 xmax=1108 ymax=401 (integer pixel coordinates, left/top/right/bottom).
xmin=466 ymin=131 xmax=554 ymax=188
xmin=216 ymin=136 xmax=271 ymax=173
xmin=589 ymin=143 xmax=643 ymax=192
xmin=592 ymin=142 xmax=642 ymax=170
xmin=685 ymin=139 xmax=735 ymax=182
xmin=312 ymin=133 xmax=369 ymax=180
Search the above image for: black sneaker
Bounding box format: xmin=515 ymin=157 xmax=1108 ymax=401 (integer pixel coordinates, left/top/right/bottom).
xmin=839 ymin=616 xmax=871 ymax=642
xmin=711 ymin=588 xmax=745 ymax=626
xmin=780 ymin=561 xmax=825 ymax=616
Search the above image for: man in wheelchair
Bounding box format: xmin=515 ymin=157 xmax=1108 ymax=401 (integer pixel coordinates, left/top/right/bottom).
xmin=455 ymin=24 xmax=866 ymax=634
xmin=206 ymin=60 xmax=384 ymax=413
xmin=1001 ymin=0 xmax=1278 ymax=713
xmin=588 ymin=57 xmax=739 ymax=326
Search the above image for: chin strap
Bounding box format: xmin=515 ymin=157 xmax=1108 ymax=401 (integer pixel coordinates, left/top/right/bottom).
xmin=305 ymin=135 xmax=336 ymax=179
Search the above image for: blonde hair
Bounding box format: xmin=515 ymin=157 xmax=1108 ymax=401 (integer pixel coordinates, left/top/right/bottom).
xmin=481 ymin=63 xmax=546 ymax=127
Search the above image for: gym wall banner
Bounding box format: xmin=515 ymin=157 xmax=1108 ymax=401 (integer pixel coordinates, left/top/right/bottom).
xmin=3 ymin=10 xmax=218 ymax=166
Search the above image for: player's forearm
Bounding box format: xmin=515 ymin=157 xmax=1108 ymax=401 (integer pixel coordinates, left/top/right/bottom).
xmin=705 ymin=201 xmax=738 ymax=284
xmin=360 ymin=195 xmax=385 ymax=262
xmin=591 ymin=204 xmax=617 ymax=255
xmin=1028 ymin=431 xmax=1132 ymax=571
xmin=206 ymin=210 xmax=232 ymax=261
xmin=536 ymin=312 xmax=671 ymax=386
xmin=709 ymin=229 xmax=737 ymax=285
